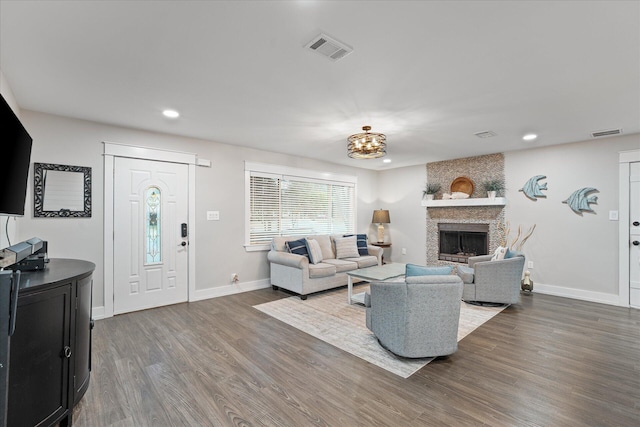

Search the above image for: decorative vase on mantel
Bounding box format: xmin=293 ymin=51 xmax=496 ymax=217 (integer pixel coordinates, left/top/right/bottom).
xmin=482 ymin=180 xmax=504 ymax=201
xmin=423 ymin=183 xmax=441 ymax=202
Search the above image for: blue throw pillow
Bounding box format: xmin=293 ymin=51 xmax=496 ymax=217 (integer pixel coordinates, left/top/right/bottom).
xmin=344 ymin=234 xmax=369 ymax=255
xmin=286 ymin=238 xmax=309 ymax=258
xmin=504 ymin=248 xmax=515 ymax=259
xmin=405 ymin=264 xmax=453 ymax=277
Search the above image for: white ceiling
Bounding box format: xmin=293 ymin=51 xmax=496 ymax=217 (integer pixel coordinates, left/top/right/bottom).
xmin=1 ymin=1 xmax=638 ymax=170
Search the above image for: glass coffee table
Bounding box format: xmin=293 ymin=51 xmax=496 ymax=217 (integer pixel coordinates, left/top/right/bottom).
xmin=346 ymin=263 xmax=406 ymax=305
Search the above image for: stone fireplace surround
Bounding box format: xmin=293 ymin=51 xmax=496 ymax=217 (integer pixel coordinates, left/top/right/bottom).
xmin=425 ymin=153 xmax=505 ymax=266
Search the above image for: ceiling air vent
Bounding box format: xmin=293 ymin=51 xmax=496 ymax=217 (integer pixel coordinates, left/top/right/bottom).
xmin=305 ymin=33 xmax=353 ymax=62
xmin=474 ymin=130 xmax=497 ymax=138
xmin=591 ymin=128 xmax=623 ymax=138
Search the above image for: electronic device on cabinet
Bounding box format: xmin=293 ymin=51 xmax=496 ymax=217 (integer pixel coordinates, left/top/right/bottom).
xmin=0 ymin=237 xmax=49 ymax=271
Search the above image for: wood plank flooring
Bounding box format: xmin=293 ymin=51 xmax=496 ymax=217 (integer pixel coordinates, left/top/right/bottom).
xmin=71 ymin=289 xmax=640 ymax=426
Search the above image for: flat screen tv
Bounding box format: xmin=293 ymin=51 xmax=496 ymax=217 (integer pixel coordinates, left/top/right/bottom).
xmin=0 ymin=94 xmax=33 ymax=216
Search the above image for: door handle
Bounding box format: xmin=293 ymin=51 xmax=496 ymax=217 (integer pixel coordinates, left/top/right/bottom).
xmin=633 ymin=241 xmax=640 ymax=246
xmin=634 ymin=221 xmax=640 ymax=226
xmin=180 ymin=241 xmax=187 ymax=247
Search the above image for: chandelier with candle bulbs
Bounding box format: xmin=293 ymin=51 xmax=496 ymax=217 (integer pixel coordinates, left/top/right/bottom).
xmin=347 ymin=125 xmax=387 ymax=159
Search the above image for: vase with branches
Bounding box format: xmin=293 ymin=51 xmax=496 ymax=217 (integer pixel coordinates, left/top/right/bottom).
xmin=498 ymin=221 xmax=536 ymax=251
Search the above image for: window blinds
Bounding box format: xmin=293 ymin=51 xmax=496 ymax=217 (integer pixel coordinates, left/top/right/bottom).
xmin=248 ymin=172 xmax=355 ymax=246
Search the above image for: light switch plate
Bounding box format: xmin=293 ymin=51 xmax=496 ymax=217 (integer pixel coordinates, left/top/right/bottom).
xmin=207 ymin=211 xmax=220 ymax=221
xmin=609 ymin=210 xmax=619 ymax=221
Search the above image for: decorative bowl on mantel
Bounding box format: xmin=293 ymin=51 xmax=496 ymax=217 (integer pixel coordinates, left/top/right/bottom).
xmin=450 ymin=176 xmax=474 ymax=196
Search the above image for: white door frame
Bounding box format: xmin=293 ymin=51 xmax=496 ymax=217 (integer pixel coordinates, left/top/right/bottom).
xmin=619 ymin=149 xmax=640 ymax=307
xmin=103 ymin=142 xmax=197 ymax=318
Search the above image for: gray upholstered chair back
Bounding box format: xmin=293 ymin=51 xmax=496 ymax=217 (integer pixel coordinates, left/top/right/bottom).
xmin=459 ymin=251 xmax=525 ymax=304
xmin=365 ymin=275 xmax=463 ymax=358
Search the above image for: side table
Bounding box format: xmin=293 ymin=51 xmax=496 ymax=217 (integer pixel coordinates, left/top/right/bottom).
xmin=371 ymin=242 xmax=391 ymax=264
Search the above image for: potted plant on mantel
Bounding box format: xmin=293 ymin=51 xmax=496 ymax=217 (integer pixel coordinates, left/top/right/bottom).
xmin=482 ymin=179 xmax=505 ymax=200
xmin=423 ymin=183 xmax=441 ymax=201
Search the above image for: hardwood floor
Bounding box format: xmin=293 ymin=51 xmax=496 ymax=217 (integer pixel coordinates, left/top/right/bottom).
xmin=72 ymin=289 xmax=640 ymax=426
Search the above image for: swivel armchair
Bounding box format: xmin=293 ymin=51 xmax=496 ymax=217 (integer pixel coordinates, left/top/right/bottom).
xmin=365 ymin=275 xmax=463 ymax=358
xmin=456 ymin=251 xmax=525 ymax=305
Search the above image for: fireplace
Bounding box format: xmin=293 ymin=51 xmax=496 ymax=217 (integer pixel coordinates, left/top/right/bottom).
xmin=438 ymin=223 xmax=489 ymax=263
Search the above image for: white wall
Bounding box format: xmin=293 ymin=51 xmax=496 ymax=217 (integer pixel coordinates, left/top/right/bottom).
xmin=505 ymin=134 xmax=639 ymax=305
xmin=13 ymin=110 xmax=379 ymax=313
xmin=376 ymin=165 xmax=427 ymax=265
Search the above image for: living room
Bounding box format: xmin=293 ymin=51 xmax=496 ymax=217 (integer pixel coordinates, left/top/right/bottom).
xmin=0 ymin=1 xmax=639 ymax=426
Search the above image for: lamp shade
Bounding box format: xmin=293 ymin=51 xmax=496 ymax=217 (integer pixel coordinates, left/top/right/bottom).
xmin=372 ymin=209 xmax=390 ymax=224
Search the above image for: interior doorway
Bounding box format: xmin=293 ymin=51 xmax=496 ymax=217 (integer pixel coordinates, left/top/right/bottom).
xmin=619 ymin=150 xmax=640 ymax=308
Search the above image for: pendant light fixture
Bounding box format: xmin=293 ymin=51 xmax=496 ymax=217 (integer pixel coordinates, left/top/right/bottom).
xmin=347 ymin=125 xmax=387 ymax=159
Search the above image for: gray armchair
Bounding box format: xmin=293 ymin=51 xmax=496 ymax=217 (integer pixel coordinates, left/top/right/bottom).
xmin=456 ymin=251 xmax=525 ymax=305
xmin=365 ymin=275 xmax=463 ymax=358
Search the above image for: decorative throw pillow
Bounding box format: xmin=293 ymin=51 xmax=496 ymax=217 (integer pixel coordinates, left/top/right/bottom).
xmin=305 ymin=238 xmax=323 ymax=265
xmin=504 ymin=248 xmax=516 ymax=259
xmin=491 ymin=246 xmax=507 ymax=261
xmin=286 ymin=238 xmax=309 ymax=258
xmin=405 ymin=264 xmax=453 ymax=277
xmin=335 ymin=235 xmax=360 ymax=259
xmin=343 ymin=234 xmax=369 ymax=255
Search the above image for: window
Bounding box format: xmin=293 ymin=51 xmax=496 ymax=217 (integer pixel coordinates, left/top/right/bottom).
xmin=145 ymin=186 xmax=162 ymax=264
xmin=245 ymin=162 xmax=357 ymax=250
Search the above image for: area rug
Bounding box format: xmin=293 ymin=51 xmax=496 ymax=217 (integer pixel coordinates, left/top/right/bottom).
xmin=254 ymin=284 xmax=506 ymax=378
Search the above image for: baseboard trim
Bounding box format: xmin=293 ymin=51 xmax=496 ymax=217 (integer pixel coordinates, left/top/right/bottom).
xmin=91 ymin=279 xmax=271 ymax=319
xmin=92 ymin=306 xmax=106 ymax=320
xmin=190 ymin=278 xmax=271 ymax=302
xmin=533 ymin=283 xmax=625 ymax=307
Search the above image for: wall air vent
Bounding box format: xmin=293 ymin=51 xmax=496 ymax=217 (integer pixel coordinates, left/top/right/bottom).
xmin=474 ymin=130 xmax=497 ymax=138
xmin=305 ymin=33 xmax=353 ymax=62
xmin=591 ymin=128 xmax=623 ymax=138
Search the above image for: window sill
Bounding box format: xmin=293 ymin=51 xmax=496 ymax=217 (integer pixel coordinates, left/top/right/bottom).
xmin=244 ymin=244 xmax=270 ymax=252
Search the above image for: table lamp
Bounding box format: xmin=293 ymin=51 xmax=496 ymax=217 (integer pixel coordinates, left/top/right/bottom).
xmin=372 ymin=209 xmax=390 ymax=243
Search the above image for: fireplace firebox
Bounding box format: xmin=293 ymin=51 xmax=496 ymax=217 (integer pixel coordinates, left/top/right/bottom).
xmin=438 ymin=223 xmax=489 ymax=263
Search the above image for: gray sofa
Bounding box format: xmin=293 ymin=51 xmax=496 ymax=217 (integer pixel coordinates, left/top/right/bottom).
xmin=268 ymin=234 xmax=382 ymax=300
xmin=456 ymin=251 xmax=525 ymax=305
xmin=365 ymin=275 xmax=463 ymax=358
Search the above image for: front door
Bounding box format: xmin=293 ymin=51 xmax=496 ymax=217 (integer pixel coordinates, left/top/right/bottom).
xmin=630 ymin=161 xmax=640 ymax=307
xmin=113 ymin=157 xmax=189 ymax=314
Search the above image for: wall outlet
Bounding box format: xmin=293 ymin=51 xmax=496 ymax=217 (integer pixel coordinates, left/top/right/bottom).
xmin=609 ymin=210 xmax=619 ymax=221
xmin=528 ymin=261 xmax=534 ymax=269
xmin=402 ymin=248 xmax=407 ymax=255
xmin=231 ymin=273 xmax=239 ymax=283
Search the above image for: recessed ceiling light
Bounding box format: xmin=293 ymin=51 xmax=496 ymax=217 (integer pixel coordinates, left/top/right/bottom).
xmin=523 ymin=133 xmax=538 ymax=141
xmin=383 ymin=159 xmax=392 ymax=163
xmin=163 ymin=109 xmax=180 ymax=118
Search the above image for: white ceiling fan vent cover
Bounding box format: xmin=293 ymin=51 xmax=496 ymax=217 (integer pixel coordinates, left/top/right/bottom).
xmin=305 ymin=33 xmax=353 ymax=61
xmin=591 ymin=128 xmax=623 ymax=138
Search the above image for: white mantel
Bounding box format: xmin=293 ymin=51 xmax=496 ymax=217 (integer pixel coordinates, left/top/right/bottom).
xmin=421 ymin=197 xmax=507 ymax=207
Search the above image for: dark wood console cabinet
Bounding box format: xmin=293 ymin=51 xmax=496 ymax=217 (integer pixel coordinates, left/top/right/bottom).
xmin=7 ymin=259 xmax=95 ymax=427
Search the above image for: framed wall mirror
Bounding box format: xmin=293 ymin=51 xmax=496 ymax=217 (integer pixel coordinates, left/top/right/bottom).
xmin=34 ymin=163 xmax=92 ymax=218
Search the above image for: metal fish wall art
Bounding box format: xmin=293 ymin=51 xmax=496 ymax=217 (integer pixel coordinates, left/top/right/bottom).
xmin=563 ymin=187 xmax=599 ymax=214
xmin=519 ymin=175 xmax=548 ymax=200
